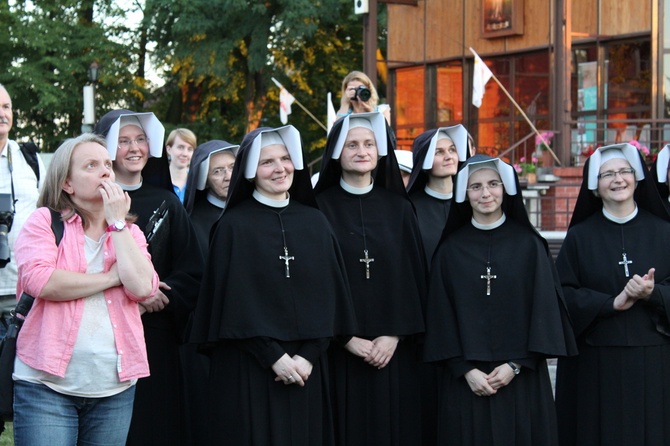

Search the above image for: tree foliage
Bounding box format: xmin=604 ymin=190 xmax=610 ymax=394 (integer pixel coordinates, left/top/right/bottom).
xmin=144 ymin=0 xmax=386 ymax=165
xmin=0 ymin=0 xmax=145 ymax=151
xmin=1 ymin=0 xmax=386 ymax=163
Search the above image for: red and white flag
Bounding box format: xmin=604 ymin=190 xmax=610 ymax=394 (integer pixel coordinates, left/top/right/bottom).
xmin=279 ymin=87 xmax=295 ymax=124
xmin=272 ymin=78 xmax=295 ymax=124
xmin=470 ymin=48 xmax=493 ymax=108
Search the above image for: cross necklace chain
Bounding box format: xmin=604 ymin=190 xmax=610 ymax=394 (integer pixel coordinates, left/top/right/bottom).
xmin=480 ymin=234 xmax=496 ymax=296
xmin=357 ymin=199 xmax=374 ymax=279
xmin=275 ymin=209 xmax=294 ymax=278
xmin=618 ymin=225 xmax=632 ymax=278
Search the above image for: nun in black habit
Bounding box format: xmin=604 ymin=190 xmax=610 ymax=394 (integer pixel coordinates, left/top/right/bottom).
xmin=650 ymin=143 xmax=670 ymax=214
xmin=407 ymin=124 xmax=470 ymax=267
xmin=423 ymin=155 xmax=577 ymax=446
xmin=94 ymin=110 xmax=204 ymax=446
xmin=406 ymin=125 xmax=469 ymax=446
xmin=183 ymin=139 xmax=239 ymax=254
xmin=190 ymin=125 xmax=357 ymax=445
xmin=555 ymin=144 xmax=670 ymax=446
xmin=314 ymin=112 xmax=428 ymax=446
xmin=180 ymin=140 xmax=239 ymax=445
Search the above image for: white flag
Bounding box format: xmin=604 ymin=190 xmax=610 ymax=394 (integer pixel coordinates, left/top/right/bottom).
xmin=470 ymin=48 xmax=493 ymax=108
xmin=327 ymin=92 xmax=337 ymax=134
xmin=279 ymin=87 xmax=295 ymax=125
xmin=272 ymin=77 xmax=296 ymax=124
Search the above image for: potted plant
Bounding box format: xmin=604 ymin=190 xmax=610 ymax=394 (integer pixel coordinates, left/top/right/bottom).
xmin=514 ymin=156 xmax=538 ymax=184
xmin=536 ymin=131 xmax=555 ymax=170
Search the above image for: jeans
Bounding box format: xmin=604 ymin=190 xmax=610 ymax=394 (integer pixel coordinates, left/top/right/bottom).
xmin=13 ymin=380 xmax=136 ymax=446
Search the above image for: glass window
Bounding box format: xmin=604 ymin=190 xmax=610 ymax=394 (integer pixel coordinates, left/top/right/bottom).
xmin=436 ymin=62 xmax=463 ymax=125
xmin=604 ymin=41 xmax=651 ymax=145
xmin=476 ymin=59 xmax=511 ymax=120
xmin=394 ymin=66 xmax=425 ymax=150
xmin=515 ymin=52 xmax=550 ymax=120
xmin=472 ymin=51 xmax=549 ymax=160
xmin=605 ymin=42 xmax=651 ymax=112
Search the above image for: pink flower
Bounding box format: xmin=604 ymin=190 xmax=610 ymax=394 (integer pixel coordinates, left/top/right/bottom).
xmin=513 ymin=163 xmax=522 ymax=174
xmin=531 ymin=156 xmax=538 ymax=164
xmin=629 ymin=140 xmax=650 ymax=157
xmin=520 ymin=156 xmax=526 ymax=163
xmin=535 ymin=131 xmax=554 ymax=147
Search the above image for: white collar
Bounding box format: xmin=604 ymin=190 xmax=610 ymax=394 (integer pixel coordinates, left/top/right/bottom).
xmin=471 ymin=213 xmax=506 ymax=230
xmin=206 ymin=193 xmax=227 ymax=209
xmin=424 ymin=185 xmax=453 ymax=200
xmin=340 ymin=177 xmax=373 ymax=195
xmin=602 ymin=205 xmax=638 ymax=224
xmin=117 ymin=180 xmax=143 ymax=191
xmin=252 ymin=189 xmax=290 ymax=208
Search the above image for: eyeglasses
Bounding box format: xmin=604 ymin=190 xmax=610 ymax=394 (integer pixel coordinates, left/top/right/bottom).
xmin=466 ymin=180 xmax=503 ymax=193
xmin=118 ymin=136 xmax=149 ymax=149
xmin=210 ymin=166 xmax=235 ymax=177
xmin=597 ymin=168 xmax=635 ymax=181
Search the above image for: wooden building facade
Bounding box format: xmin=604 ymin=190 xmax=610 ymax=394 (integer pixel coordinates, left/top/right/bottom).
xmin=384 ymin=0 xmax=668 ymax=169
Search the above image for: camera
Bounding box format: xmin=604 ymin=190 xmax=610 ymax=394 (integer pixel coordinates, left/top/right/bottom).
xmin=0 ymin=194 xmax=15 ymax=268
xmin=353 ymin=85 xmax=372 ymax=102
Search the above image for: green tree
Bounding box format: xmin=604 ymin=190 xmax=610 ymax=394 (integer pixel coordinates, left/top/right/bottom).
xmin=0 ymin=0 xmax=387 ymax=161
xmin=145 ymin=0 xmax=385 ymax=165
xmin=0 ymin=0 xmax=144 ymax=152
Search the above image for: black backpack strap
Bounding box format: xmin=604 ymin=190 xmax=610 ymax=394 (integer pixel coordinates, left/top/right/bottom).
xmin=18 ymin=142 xmax=40 ymax=185
xmin=49 ymin=208 xmax=64 ymax=246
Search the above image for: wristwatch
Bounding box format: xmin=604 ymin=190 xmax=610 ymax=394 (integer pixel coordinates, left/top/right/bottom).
xmin=507 ymin=361 xmax=521 ymax=375
xmin=106 ymin=220 xmax=127 ymax=233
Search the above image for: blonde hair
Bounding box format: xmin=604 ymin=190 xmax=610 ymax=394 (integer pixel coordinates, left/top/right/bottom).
xmin=166 ymin=128 xmax=197 ymax=149
xmin=340 ymin=71 xmax=380 ymax=111
xmin=38 ymin=133 xmax=135 ymax=228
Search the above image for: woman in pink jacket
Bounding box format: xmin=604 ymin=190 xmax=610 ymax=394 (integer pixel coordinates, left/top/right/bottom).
xmin=12 ymin=133 xmax=159 ymax=445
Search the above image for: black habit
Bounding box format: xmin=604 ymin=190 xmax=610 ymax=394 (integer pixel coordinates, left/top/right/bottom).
xmin=184 ymin=139 xmax=238 ymax=255
xmin=95 ymin=110 xmax=204 ymax=446
xmin=424 ymin=155 xmax=576 ymax=446
xmin=190 ymin=126 xmax=357 ymax=445
xmin=407 ymin=126 xmax=470 ymax=266
xmin=183 ymin=140 xmax=238 ymax=445
xmin=409 ymin=190 xmax=451 ymax=266
xmin=315 ymin=114 xmax=428 ymax=446
xmin=189 ymin=199 xmax=222 ymax=255
xmin=407 ymin=126 xmax=469 ymax=445
xmin=555 ymin=153 xmax=670 ymax=446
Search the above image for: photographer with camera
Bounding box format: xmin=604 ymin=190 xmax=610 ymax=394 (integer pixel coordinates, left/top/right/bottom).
xmin=0 ymin=85 xmax=44 ymax=340
xmin=337 ymin=70 xmax=391 ymax=124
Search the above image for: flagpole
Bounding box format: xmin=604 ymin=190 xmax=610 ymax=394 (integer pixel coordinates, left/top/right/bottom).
xmin=469 ymin=49 xmax=562 ymax=166
xmin=271 ymin=77 xmax=328 ymax=132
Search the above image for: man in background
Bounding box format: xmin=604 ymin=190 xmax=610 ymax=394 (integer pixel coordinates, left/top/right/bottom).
xmin=0 ymin=84 xmax=44 ymax=337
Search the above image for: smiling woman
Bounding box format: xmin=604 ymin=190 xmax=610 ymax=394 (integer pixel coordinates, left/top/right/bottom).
xmin=254 ymin=138 xmax=295 ymax=200
xmin=555 ymin=143 xmax=670 ymax=446
xmin=94 ymin=110 xmax=204 ymax=446
xmin=314 ymin=111 xmax=427 ymax=446
xmin=190 ymin=125 xmax=356 ymax=445
xmin=424 ymin=154 xmax=577 ymax=445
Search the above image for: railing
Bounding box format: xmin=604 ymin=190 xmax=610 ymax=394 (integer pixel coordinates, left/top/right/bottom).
xmin=522 ymin=186 xmax=579 ymax=232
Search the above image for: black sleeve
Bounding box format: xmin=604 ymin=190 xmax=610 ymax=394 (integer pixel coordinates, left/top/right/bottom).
xmin=296 ymin=338 xmax=330 ymax=364
xmin=238 ymin=337 xmax=285 ymax=369
xmin=447 ymin=357 xmax=476 ymax=378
